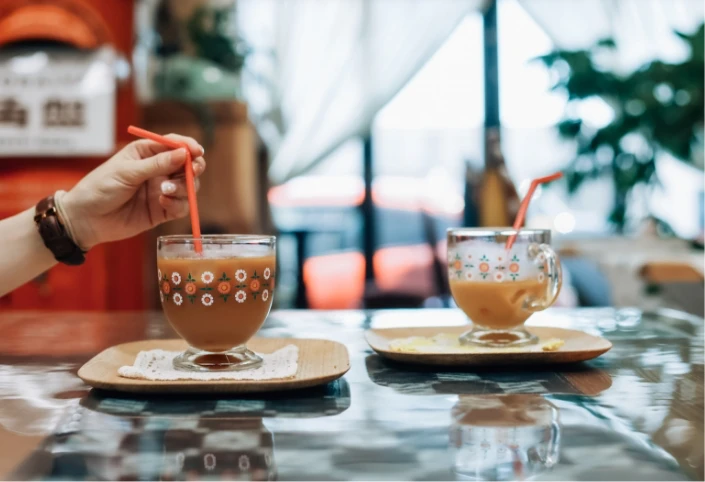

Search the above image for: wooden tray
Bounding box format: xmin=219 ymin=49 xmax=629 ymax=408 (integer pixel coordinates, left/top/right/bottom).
xmin=365 ymin=325 xmax=611 ymax=366
xmin=78 ymin=338 xmax=350 ymax=394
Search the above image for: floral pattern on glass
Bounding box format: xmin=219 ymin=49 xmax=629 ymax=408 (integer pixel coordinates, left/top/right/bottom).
xmin=447 ymin=247 xmax=545 ymax=283
xmin=158 ymin=268 xmax=275 ymax=306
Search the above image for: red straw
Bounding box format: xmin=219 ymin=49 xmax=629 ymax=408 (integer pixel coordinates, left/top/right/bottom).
xmin=505 ymin=172 xmax=563 ymax=251
xmin=127 ymin=126 xmax=203 ymax=253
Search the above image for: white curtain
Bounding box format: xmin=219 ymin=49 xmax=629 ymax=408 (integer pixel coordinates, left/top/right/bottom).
xmin=238 ymin=0 xmax=486 ymax=185
xmin=518 ymin=0 xmax=703 ymax=71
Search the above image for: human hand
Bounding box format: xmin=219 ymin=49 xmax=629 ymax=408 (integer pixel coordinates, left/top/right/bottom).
xmin=62 ymin=135 xmax=206 ymax=250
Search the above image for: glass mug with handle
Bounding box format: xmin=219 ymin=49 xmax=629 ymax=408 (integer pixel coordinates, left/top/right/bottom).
xmin=157 ymin=235 xmax=276 ymax=371
xmin=447 ymin=228 xmax=562 ymax=347
xmin=450 ymin=394 xmax=561 ymax=480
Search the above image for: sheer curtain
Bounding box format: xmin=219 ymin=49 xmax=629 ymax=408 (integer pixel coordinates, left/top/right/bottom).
xmin=238 ymin=0 xmax=486 ymax=185
xmin=519 ymin=0 xmax=703 ymax=71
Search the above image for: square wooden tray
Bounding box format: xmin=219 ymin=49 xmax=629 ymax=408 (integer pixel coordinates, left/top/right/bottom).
xmin=78 ymin=338 xmax=350 ymax=394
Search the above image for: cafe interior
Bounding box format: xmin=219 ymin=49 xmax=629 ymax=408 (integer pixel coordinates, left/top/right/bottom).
xmin=0 ymin=0 xmax=703 ymax=480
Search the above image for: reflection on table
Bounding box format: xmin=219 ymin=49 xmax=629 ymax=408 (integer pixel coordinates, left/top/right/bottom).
xmin=450 ymin=394 xmax=560 ymax=480
xmin=9 ymin=380 xmax=350 ymax=480
xmin=0 ymin=308 xmax=700 ymax=480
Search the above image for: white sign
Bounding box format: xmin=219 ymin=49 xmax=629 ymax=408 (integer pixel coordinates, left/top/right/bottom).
xmin=0 ymin=47 xmax=116 ymax=157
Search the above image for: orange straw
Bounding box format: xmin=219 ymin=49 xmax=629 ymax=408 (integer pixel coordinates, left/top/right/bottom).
xmin=505 ymin=171 xmax=563 ymax=251
xmin=127 ymin=125 xmax=203 ymax=253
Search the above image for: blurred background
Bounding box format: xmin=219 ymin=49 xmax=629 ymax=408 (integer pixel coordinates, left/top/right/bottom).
xmin=0 ymin=0 xmax=702 ymax=315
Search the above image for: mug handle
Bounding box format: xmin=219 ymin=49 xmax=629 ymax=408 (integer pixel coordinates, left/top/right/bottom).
xmin=524 ymin=243 xmax=562 ymax=312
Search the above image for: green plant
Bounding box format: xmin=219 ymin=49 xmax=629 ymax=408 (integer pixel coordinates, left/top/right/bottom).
xmin=155 ymin=3 xmax=249 ymax=73
xmin=536 ymin=24 xmax=704 ymax=230
xmin=187 ymin=6 xmax=250 ymax=73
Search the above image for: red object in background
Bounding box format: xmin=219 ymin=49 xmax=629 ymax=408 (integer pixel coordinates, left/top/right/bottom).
xmin=302 ymin=244 xmax=445 ymax=309
xmin=0 ymin=169 xmax=109 ymax=310
xmin=303 ymin=252 xmax=366 ymax=309
xmin=0 ymin=0 xmax=145 ymax=311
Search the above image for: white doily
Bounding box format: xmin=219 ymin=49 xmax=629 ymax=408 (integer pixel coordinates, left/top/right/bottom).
xmin=118 ymin=345 xmax=299 ymax=381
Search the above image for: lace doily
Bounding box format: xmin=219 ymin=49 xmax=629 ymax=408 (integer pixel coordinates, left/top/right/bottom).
xmin=118 ymin=345 xmax=299 ymax=381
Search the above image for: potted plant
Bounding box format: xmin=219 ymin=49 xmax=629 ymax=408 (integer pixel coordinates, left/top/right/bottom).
xmin=537 ymin=25 xmax=704 ymax=232
xmin=153 ymin=1 xmax=250 ymax=101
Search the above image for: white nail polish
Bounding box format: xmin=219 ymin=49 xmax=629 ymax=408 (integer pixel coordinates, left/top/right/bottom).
xmin=161 ymin=181 xmax=176 ymax=194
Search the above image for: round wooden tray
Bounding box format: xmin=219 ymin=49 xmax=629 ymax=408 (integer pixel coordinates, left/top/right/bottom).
xmin=78 ymin=338 xmax=350 ymax=394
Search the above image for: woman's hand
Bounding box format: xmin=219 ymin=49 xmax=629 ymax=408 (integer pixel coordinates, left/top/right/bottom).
xmin=62 ymin=135 xmax=206 ymax=250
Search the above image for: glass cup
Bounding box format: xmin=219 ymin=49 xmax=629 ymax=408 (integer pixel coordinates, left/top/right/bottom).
xmin=447 ymin=228 xmax=562 ymax=347
xmin=450 ymin=394 xmax=561 ymax=480
xmin=157 ymin=235 xmax=276 ymax=371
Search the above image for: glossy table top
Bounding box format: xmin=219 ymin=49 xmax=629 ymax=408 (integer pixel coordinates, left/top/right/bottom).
xmin=0 ymin=308 xmax=702 ymax=480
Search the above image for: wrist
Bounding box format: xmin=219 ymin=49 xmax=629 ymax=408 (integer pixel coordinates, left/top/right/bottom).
xmin=23 ymin=207 xmax=57 ymax=265
xmin=56 ymin=190 xmax=94 ymax=251
xmin=34 ymin=194 xmax=86 ymax=266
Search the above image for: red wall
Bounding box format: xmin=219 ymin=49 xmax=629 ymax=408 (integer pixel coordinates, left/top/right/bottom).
xmin=0 ymin=0 xmax=146 ymax=311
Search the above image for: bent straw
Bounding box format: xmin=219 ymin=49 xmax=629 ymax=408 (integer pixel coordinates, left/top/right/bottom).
xmin=505 ymin=171 xmax=563 ymax=251
xmin=127 ymin=125 xmax=203 ymax=253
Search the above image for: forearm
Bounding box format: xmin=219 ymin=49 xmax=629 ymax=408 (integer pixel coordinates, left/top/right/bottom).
xmin=0 ymin=208 xmax=57 ymax=297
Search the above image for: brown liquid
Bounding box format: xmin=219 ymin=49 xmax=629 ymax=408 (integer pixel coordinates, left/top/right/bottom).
xmin=158 ymin=255 xmax=275 ymax=352
xmin=452 ymin=395 xmax=554 ymax=427
xmin=449 ymin=279 xmax=549 ymax=330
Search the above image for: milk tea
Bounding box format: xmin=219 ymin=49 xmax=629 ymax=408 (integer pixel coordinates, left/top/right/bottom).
xmin=449 ymin=278 xmax=550 ymax=330
xmin=158 ymin=254 xmax=275 ymax=352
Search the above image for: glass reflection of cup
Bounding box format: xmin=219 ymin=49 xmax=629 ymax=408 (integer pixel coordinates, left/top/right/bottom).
xmin=157 ymin=235 xmax=276 ymax=371
xmin=447 ymin=228 xmax=562 ymax=347
xmin=82 ymin=418 xmax=276 ymax=481
xmin=178 ymin=419 xmax=276 ymax=481
xmin=450 ymin=395 xmax=560 ymax=481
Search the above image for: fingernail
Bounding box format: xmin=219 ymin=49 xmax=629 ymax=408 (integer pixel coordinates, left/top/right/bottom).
xmin=199 ymin=145 xmax=205 ymax=155
xmin=161 ymin=181 xmax=177 ymax=194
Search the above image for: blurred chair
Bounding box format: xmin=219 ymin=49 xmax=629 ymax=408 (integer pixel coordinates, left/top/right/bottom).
xmin=560 ymin=257 xmax=613 ymax=307
xmin=363 ymin=291 xmax=426 ymax=309
xmin=639 ymin=262 xmax=704 ymax=317
xmin=639 ymin=262 xmax=704 ymax=284
xmin=303 ymin=252 xmax=365 ymax=309
xmin=363 ymin=245 xmax=429 ymax=309
xmin=281 ymin=228 xmax=344 ymax=309
xmin=362 ymin=209 xmax=447 ymax=309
